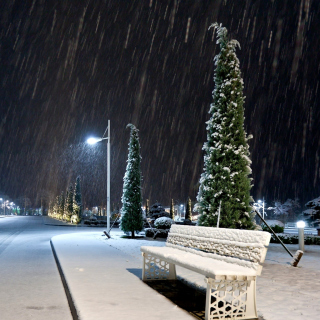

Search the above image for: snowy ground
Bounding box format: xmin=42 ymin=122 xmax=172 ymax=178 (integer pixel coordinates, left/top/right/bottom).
xmin=97 ymin=230 xmax=320 ymax=320
xmin=51 ymin=232 xmax=194 ymax=320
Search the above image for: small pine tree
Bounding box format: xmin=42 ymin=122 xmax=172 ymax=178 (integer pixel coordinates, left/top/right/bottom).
xmin=66 ymin=184 xmax=74 ymax=218
xmin=73 ymin=176 xmax=82 ymax=221
xmin=170 ymin=199 xmax=175 ymax=220
xmin=194 ymin=23 xmax=255 ymax=230
xmin=120 ymin=124 xmax=144 ymax=238
xmin=185 ymin=198 xmax=192 ymax=220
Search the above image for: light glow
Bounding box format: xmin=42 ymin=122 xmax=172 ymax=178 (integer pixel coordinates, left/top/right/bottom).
xmin=296 ymin=220 xmax=306 ymax=228
xmin=87 ymin=137 xmax=101 ymax=145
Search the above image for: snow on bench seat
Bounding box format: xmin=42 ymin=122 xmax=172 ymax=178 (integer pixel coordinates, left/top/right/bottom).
xmin=140 ymin=245 xmax=259 ymax=278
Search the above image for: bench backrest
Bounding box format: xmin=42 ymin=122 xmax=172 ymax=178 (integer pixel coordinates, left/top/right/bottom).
xmin=166 ymin=225 xmax=271 ymax=264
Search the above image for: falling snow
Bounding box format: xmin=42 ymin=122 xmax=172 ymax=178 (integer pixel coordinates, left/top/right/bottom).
xmin=0 ymin=0 xmax=319 ymax=209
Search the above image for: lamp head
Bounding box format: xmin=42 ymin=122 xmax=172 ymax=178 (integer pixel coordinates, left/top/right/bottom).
xmin=87 ymin=137 xmax=101 ymax=145
xmin=296 ymin=220 xmax=306 ymax=228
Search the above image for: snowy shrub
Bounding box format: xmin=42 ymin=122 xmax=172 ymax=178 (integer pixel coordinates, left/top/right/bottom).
xmin=154 ymin=217 xmax=173 ymax=230
xmin=270 ymin=233 xmax=320 ymax=245
xmin=71 ymin=214 xmax=80 ymax=224
xmin=145 ymin=228 xmax=170 ymax=238
xmin=262 ymin=224 xmax=284 ymax=234
xmin=63 ymin=213 xmax=71 ymax=222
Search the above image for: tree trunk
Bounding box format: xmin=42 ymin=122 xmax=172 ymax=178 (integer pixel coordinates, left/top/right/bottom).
xmin=131 ymin=230 xmax=135 ymax=239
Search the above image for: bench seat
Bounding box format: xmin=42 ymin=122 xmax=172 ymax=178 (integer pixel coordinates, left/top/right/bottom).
xmin=141 ymin=245 xmax=259 ymax=279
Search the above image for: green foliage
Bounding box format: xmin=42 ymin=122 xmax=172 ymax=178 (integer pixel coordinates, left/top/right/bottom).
xmin=154 ymin=217 xmax=173 ymax=229
xmin=195 ymin=23 xmax=255 ymax=230
xmin=262 ymin=224 xmax=284 ymax=234
xmin=149 ymin=202 xmax=169 ymax=219
xmin=269 ymin=234 xmax=320 ymax=245
xmin=120 ymin=124 xmax=144 ymax=238
xmin=145 ymin=228 xmax=169 ymax=238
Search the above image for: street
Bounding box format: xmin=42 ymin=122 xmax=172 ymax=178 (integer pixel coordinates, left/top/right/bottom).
xmin=0 ymin=216 xmax=103 ymax=320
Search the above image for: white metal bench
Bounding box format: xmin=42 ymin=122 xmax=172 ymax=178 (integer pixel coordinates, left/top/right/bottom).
xmin=141 ymin=225 xmax=271 ymax=320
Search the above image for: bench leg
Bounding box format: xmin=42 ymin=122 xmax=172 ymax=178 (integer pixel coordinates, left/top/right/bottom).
xmin=142 ymin=253 xmax=176 ymax=281
xmin=205 ymin=277 xmax=258 ymax=320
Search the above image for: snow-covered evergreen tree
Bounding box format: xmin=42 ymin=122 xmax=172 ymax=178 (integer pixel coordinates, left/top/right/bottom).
xmin=304 ymin=196 xmax=320 ymax=227
xmin=194 ymin=23 xmax=255 ymax=230
xmin=73 ymin=176 xmax=82 ymax=222
xmin=120 ymin=124 xmax=144 ymax=238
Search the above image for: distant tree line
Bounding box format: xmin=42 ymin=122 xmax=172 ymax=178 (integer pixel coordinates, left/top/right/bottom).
xmin=48 ymin=176 xmax=82 ymax=224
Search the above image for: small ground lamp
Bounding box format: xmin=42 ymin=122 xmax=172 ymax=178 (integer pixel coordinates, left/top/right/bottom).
xmin=296 ymin=220 xmax=305 ymax=251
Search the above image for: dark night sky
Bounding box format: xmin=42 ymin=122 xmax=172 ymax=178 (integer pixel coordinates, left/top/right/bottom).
xmin=0 ymin=0 xmax=319 ymax=210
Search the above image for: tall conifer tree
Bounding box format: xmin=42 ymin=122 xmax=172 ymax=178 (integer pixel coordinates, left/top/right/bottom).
xmin=195 ymin=23 xmax=255 ymax=229
xmin=120 ymin=124 xmax=144 ymax=238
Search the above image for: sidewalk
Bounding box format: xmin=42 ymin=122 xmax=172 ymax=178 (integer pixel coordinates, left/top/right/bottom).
xmin=51 ymin=231 xmax=320 ymax=320
xmin=50 ymin=232 xmax=193 ymax=320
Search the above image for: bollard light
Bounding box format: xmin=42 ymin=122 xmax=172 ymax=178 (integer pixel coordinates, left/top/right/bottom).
xmin=296 ymin=220 xmax=305 ymax=251
xmin=296 ymin=220 xmax=306 ymax=228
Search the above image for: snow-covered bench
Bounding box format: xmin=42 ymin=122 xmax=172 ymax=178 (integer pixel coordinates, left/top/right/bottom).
xmin=141 ymin=224 xmax=271 ymax=320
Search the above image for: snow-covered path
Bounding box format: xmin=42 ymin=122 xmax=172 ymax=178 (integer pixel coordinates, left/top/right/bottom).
xmin=0 ymin=216 xmax=105 ymax=320
xmin=0 ymin=216 xmax=72 ymax=320
xmin=51 ymin=232 xmax=194 ymax=320
xmin=2 ymin=216 xmax=319 ymax=320
xmin=102 ymin=232 xmax=320 ymax=320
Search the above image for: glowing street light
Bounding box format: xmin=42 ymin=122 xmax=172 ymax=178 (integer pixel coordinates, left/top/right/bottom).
xmin=86 ymin=120 xmax=111 ymax=232
xmin=87 ymin=137 xmax=104 ymax=145
xmin=296 ymin=220 xmax=305 ymax=251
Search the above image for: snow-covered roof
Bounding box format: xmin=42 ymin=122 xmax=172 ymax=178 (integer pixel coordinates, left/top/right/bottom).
xmin=264 ymin=220 xmax=284 ymax=227
xmin=305 ymin=197 xmax=320 ymax=209
xmin=303 ymin=209 xmax=318 ymax=216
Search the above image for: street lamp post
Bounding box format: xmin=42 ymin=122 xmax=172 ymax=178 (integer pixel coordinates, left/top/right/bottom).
xmin=87 ymin=120 xmax=111 ymax=232
xmin=258 ymin=198 xmax=265 ymax=219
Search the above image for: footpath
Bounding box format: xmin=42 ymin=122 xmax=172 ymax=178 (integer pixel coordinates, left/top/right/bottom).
xmin=51 ymin=230 xmax=320 ymax=320
xmin=51 ymin=232 xmax=193 ymax=320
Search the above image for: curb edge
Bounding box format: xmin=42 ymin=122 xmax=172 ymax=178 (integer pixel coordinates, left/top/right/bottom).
xmin=50 ymin=239 xmax=79 ymax=320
